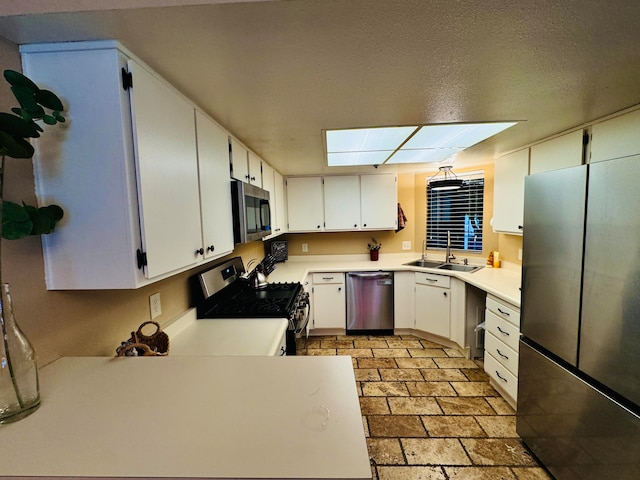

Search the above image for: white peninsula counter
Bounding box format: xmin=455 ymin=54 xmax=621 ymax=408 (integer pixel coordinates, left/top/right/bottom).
xmin=0 ymin=355 xmax=371 ymax=480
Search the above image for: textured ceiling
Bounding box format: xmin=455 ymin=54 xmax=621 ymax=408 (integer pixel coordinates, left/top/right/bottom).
xmin=1 ymin=0 xmax=639 ymax=175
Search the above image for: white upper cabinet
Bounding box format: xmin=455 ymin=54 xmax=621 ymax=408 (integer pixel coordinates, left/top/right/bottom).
xmin=492 ymin=149 xmax=529 ymax=235
xmin=21 ymin=40 xmax=228 ymax=289
xmin=590 ymin=108 xmax=640 ymax=162
xmin=195 ymin=110 xmax=235 ymax=260
xmin=286 ymin=177 xmax=324 ymax=232
xmin=323 ymin=176 xmax=361 ymax=230
xmin=529 ymin=130 xmax=584 ymax=174
xmin=247 ymin=151 xmax=263 ymax=187
xmin=273 ymin=170 xmax=288 ymax=237
xmin=229 ymin=137 xmax=249 ymax=182
xmin=360 ymin=174 xmax=397 ymax=230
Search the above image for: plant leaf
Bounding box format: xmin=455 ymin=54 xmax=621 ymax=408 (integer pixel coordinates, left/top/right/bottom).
xmin=11 ymin=85 xmax=39 ymax=112
xmin=0 ymin=131 xmax=34 ymax=158
xmin=26 ymin=204 xmax=64 ymax=235
xmin=2 ymin=201 xmax=33 ymax=240
xmin=4 ymin=70 xmax=39 ymax=91
xmin=0 ymin=112 xmax=40 ymax=137
xmin=34 ymin=89 xmax=64 ymax=112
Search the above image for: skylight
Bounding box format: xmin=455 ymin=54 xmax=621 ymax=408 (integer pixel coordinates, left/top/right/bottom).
xmin=325 ymin=122 xmax=517 ymax=167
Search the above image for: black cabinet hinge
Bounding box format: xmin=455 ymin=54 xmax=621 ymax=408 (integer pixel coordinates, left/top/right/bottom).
xmin=121 ymin=68 xmax=133 ymax=90
xmin=136 ymin=249 xmax=147 ymax=269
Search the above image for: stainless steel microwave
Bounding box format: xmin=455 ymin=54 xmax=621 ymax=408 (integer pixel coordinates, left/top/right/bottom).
xmin=231 ymin=180 xmax=271 ymax=244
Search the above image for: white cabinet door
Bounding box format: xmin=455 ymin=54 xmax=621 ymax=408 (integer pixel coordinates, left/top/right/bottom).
xmin=312 ymin=273 xmax=346 ymax=329
xmin=591 ymin=109 xmax=640 ymax=162
xmin=492 ymin=149 xmax=529 ymax=235
xmin=530 ymin=130 xmax=584 ymax=174
xmin=323 ymin=176 xmax=361 ymax=230
xmin=195 ymin=110 xmax=234 ymax=261
xmin=273 ymin=170 xmax=288 ymax=236
xmin=361 ymin=174 xmax=398 ymax=230
xmin=286 ymin=177 xmax=324 ymax=232
xmin=393 ymin=271 xmax=415 ymax=329
xmin=229 ymin=137 xmax=249 ymax=182
xmin=248 ymin=151 xmax=262 ymax=186
xmin=128 ymin=59 xmax=202 ymax=279
xmin=415 ymin=283 xmax=451 ymax=338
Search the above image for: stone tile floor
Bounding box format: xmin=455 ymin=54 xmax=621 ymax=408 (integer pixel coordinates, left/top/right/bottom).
xmin=297 ymin=334 xmax=553 ymax=480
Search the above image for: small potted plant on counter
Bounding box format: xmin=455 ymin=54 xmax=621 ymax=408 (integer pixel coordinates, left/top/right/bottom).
xmin=367 ymin=238 xmax=381 ymax=261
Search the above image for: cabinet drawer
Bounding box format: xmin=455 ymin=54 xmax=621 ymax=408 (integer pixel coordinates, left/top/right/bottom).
xmin=415 ymin=272 xmax=450 ymax=288
xmin=485 ymin=350 xmax=518 ymax=401
xmin=485 ymin=332 xmax=519 ymax=376
xmin=485 ymin=310 xmax=520 ymax=352
xmin=486 ymin=296 xmax=520 ymax=327
xmin=312 ymin=272 xmax=344 ymax=285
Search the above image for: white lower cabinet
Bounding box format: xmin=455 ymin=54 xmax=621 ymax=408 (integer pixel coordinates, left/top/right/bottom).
xmin=414 ymin=273 xmax=451 ymax=338
xmin=393 ymin=271 xmax=415 ymax=329
xmin=484 ymin=295 xmax=521 ymax=406
xmin=311 ymin=273 xmax=346 ymax=330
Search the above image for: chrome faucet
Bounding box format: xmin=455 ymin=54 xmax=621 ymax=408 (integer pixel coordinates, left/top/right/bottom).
xmin=445 ymin=230 xmax=456 ymax=263
xmin=421 ymin=240 xmax=427 ymax=261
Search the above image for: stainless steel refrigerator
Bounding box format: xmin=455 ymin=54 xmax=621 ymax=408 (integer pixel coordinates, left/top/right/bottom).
xmin=517 ymin=157 xmax=640 ymax=480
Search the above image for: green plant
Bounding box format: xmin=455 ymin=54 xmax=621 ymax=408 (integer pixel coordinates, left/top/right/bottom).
xmin=367 ymin=238 xmax=382 ymax=251
xmin=0 ymin=69 xmax=65 ymax=240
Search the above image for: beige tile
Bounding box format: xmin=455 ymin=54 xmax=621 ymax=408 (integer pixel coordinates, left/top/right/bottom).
xmin=422 ymin=416 xmax=486 ymax=438
xmin=485 ymin=397 xmax=516 ymax=415
xmin=320 ymin=339 xmax=354 ymax=348
xmin=355 ymin=368 xmax=381 ymax=381
xmin=444 ymin=466 xmax=516 ymax=479
xmin=434 ymin=357 xmax=481 ymax=369
xmin=373 ymin=348 xmax=411 ymax=357
xmin=358 ymin=357 xmax=398 ymax=369
xmin=444 ymin=348 xmax=465 ymax=357
xmin=402 ymin=438 xmax=472 ymax=465
xmin=409 ymin=348 xmax=449 ymax=357
xmin=362 ymin=381 xmax=410 ymax=396
xmin=462 ymin=368 xmax=491 ymax=382
xmin=461 ymin=439 xmax=538 ymax=466
xmin=377 ymin=466 xmax=446 ymax=480
xmin=380 ymin=368 xmax=425 ymax=381
xmin=388 ymin=397 xmax=442 ymax=415
xmin=437 ymin=397 xmax=496 ymax=415
xmin=420 ymin=339 xmax=447 ymax=348
xmin=396 ymin=358 xmax=438 ymax=369
xmin=360 ymin=396 xmax=390 ymax=415
xmin=369 ymin=415 xmax=427 ymax=437
xmin=355 ymin=339 xmax=390 ymax=349
xmin=387 ymin=339 xmax=424 ymax=349
xmin=475 ymin=416 xmax=518 ymax=438
xmin=406 ymin=381 xmax=457 ymax=396
xmin=337 ymin=348 xmax=373 ymax=357
xmin=304 ymin=348 xmax=337 ymax=356
xmin=420 ymin=369 xmax=468 ymax=381
xmin=301 ymin=338 xmax=321 ymax=348
xmin=367 ymin=438 xmax=405 ymax=465
xmin=511 ymin=467 xmax=555 ymax=480
xmin=450 ymin=382 xmax=499 ymax=397
xmin=363 ymin=414 xmax=369 ymax=437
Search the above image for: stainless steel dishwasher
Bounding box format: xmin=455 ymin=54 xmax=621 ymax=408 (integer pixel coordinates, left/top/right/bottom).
xmin=346 ymin=271 xmax=394 ymax=334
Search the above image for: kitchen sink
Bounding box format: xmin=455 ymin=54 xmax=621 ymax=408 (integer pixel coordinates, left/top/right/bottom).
xmin=404 ymin=259 xmax=445 ymax=268
xmin=436 ymin=263 xmax=483 ymax=273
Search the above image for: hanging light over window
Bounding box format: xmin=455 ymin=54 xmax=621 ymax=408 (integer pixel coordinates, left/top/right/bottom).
xmin=428 ymin=166 xmax=464 ymax=191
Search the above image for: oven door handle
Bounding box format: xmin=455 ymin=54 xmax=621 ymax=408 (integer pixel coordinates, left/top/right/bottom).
xmin=294 ymin=302 xmax=311 ymax=335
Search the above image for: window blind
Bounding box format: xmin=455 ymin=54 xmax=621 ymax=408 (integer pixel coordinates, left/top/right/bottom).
xmin=426 ymin=174 xmax=484 ymax=252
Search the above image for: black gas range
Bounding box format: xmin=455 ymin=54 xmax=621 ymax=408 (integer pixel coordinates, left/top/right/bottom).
xmin=194 ymin=257 xmax=309 ymax=355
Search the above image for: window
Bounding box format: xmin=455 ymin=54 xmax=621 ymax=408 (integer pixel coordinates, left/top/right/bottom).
xmin=426 ymin=173 xmax=484 ymax=252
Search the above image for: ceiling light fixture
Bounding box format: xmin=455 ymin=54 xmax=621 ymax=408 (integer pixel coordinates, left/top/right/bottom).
xmin=428 ymin=166 xmax=464 ymax=191
xmin=325 ymin=122 xmax=518 ymax=167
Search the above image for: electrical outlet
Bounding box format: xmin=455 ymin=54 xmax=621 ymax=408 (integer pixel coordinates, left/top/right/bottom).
xmin=302 ymin=243 xmax=308 ymax=252
xmin=518 ymin=249 xmax=523 ymax=261
xmin=149 ymin=292 xmax=162 ymax=319
xmin=402 ymin=241 xmax=411 ymax=250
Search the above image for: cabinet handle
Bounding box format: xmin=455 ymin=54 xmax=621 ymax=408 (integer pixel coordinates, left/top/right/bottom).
xmin=354 ymin=224 xmax=357 ymax=228
xmin=245 ymin=174 xmax=250 ymax=180
xmin=322 ymin=277 xmax=334 ymax=280
xmin=195 ymin=248 xmax=204 ymax=256
xmin=443 ymin=292 xmax=447 ymax=297
xmin=496 ymin=326 xmax=510 ymax=336
xmin=280 ymin=346 xmax=286 ymax=356
xmin=363 ymin=223 xmax=367 ymax=227
xmin=497 ymin=308 xmax=510 ymax=316
xmin=207 ymin=245 xmax=215 ymax=252
xmin=338 ymin=287 xmax=342 ymax=292
xmin=251 ymin=176 xmax=256 ymax=181
xmin=495 ymin=371 xmax=508 ymax=383
xmin=317 ymin=225 xmax=321 ymax=229
xmin=518 ymin=225 xmax=524 ymax=230
xmin=425 ymin=278 xmax=437 ymax=283
xmin=496 ymin=349 xmax=509 ymax=360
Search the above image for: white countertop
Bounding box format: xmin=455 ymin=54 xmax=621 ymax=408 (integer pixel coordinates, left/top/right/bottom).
xmin=164 ymin=308 xmax=288 ymax=356
xmin=268 ymin=253 xmax=522 ymax=306
xmin=0 ymin=355 xmax=371 ymax=480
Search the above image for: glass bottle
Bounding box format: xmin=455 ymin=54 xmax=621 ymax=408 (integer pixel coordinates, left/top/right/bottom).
xmin=0 ymin=283 xmax=40 ymax=424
